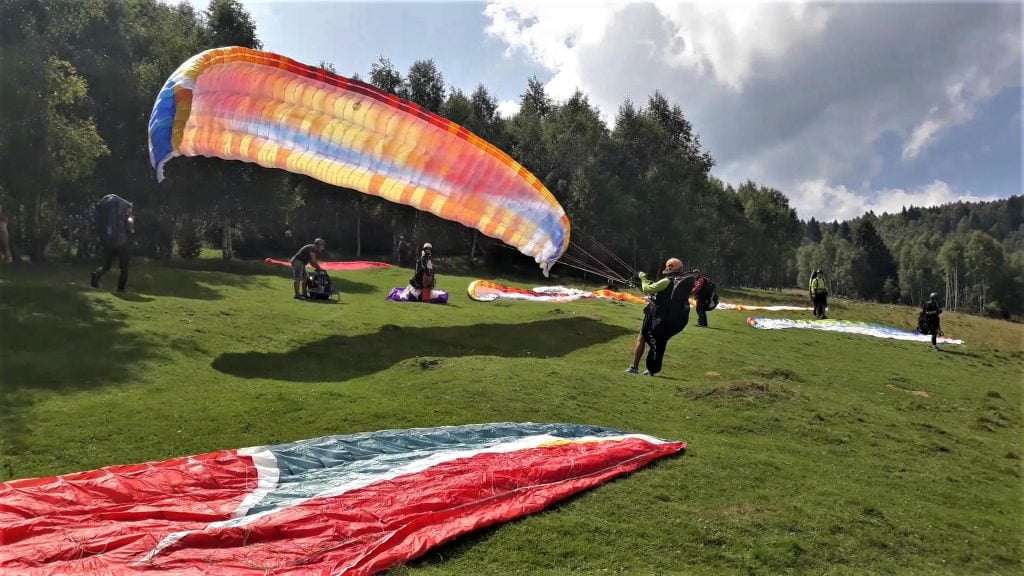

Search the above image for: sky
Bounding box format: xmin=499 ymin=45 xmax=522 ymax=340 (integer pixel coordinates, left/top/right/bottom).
xmin=182 ymin=0 xmax=1022 ymax=222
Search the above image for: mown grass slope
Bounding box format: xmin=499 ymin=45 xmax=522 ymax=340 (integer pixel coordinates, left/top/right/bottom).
xmin=1 ymin=260 xmax=1021 ymax=575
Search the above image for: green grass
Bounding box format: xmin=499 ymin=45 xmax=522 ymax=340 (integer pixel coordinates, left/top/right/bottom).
xmin=1 ymin=260 xmax=1021 ymax=575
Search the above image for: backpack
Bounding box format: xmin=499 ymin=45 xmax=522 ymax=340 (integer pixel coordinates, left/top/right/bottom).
xmin=659 ymin=275 xmax=695 ymax=334
xmin=94 ymin=195 xmax=127 ymax=248
xmin=918 ymin=302 xmax=939 ymax=333
xmin=701 ymin=278 xmax=719 ymax=310
xmin=307 ymin=270 xmax=338 ymax=301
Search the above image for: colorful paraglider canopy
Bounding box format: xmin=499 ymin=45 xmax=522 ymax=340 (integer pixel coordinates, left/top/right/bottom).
xmin=0 ymin=423 xmax=684 ymax=575
xmin=467 ymin=279 xmax=648 ymax=305
xmin=747 ymin=317 xmax=964 ymax=344
xmin=148 ymin=47 xmax=570 ymax=275
xmin=716 ymin=302 xmax=813 ymax=312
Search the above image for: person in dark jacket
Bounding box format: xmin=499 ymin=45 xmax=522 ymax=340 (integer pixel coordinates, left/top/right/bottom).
xmin=693 ymin=269 xmax=711 ymax=327
xmin=922 ymin=292 xmax=943 ymax=350
xmin=90 ymin=195 xmax=135 ymax=292
xmin=396 ymin=235 xmax=412 ymax=268
xmin=291 ymin=238 xmax=325 ymax=300
xmin=626 ymin=258 xmax=699 ymax=376
xmin=409 ymin=242 xmax=436 ymax=301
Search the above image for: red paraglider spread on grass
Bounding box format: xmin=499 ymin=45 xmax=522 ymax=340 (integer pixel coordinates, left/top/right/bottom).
xmin=264 ymin=257 xmax=392 ymax=270
xmin=1 ymin=424 xmax=685 ymax=575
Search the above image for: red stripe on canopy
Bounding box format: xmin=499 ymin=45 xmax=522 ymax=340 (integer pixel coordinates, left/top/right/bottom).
xmin=264 ymin=257 xmax=392 ymax=270
xmin=1 ymin=437 xmax=684 ymax=575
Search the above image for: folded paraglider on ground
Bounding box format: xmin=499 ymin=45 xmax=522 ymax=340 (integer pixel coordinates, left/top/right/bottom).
xmin=747 ymin=317 xmax=964 ymax=344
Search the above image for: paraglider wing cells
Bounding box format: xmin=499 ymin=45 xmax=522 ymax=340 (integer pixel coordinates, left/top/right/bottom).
xmin=149 ymin=47 xmax=569 ymax=275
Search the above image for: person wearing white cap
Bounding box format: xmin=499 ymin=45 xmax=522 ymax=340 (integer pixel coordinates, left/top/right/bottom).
xmin=626 ymin=257 xmax=698 ymax=376
xmin=409 ymin=242 xmax=436 ymax=301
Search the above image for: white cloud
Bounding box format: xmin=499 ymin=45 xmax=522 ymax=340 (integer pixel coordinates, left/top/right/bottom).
xmin=902 ymin=60 xmax=1013 ymax=160
xmin=794 ymin=179 xmax=974 ymax=221
xmin=496 ymin=99 xmax=522 ymax=118
xmin=653 ymin=0 xmax=832 ymax=90
xmin=484 ymin=0 xmax=624 ymax=103
xmin=484 ymin=0 xmax=1022 ymax=220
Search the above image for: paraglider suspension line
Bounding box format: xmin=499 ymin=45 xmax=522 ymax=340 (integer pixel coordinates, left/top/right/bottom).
xmin=574 ymin=228 xmax=637 ymax=279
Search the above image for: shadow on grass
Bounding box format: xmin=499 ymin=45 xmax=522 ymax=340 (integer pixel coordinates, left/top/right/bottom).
xmin=57 ymin=258 xmax=270 ymax=301
xmin=212 ymin=316 xmax=632 ymax=382
xmin=125 ymin=264 xmax=273 ymax=300
xmin=933 ymin=347 xmax=981 ymax=358
xmin=0 ymin=278 xmax=160 ymax=471
xmin=97 ymin=261 xmax=378 ymax=298
xmin=165 ymin=258 xmax=383 ymax=291
xmin=113 ymin=292 xmax=155 ymax=303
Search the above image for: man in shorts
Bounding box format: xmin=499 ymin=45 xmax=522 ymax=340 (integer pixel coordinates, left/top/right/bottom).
xmin=291 ymin=238 xmax=326 ymax=300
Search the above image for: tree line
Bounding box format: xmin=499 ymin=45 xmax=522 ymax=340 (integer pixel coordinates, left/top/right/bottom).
xmin=797 ymin=198 xmax=1023 ymax=317
xmin=1 ymin=0 xmax=1020 ymax=318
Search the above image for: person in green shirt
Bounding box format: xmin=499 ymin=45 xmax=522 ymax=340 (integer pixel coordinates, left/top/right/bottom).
xmin=626 ymin=257 xmax=698 ymax=376
xmin=809 ymin=269 xmax=829 ymax=319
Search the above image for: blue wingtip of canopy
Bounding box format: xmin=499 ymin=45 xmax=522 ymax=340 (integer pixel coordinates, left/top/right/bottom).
xmin=154 ymin=156 xmax=172 ymax=183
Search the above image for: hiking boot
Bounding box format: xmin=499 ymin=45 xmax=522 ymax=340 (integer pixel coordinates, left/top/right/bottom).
xmin=90 ymin=271 xmax=99 ymax=288
xmin=625 ymin=366 xmax=639 ymax=374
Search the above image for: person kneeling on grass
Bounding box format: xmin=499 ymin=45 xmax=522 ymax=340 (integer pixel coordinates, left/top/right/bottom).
xmin=407 ymin=242 xmax=436 ymax=302
xmin=291 ymin=238 xmax=326 ymax=300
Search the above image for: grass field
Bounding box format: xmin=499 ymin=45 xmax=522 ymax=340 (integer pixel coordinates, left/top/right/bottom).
xmin=1 ymin=259 xmax=1021 ymax=575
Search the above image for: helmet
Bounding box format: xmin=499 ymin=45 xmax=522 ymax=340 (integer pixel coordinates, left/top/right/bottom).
xmin=423 ymin=242 xmax=433 ymax=250
xmin=930 ymin=292 xmax=939 ymax=300
xmin=314 ymin=238 xmax=325 ymax=246
xmin=693 ymin=268 xmax=701 ymax=276
xmin=663 ymin=258 xmax=683 ymax=274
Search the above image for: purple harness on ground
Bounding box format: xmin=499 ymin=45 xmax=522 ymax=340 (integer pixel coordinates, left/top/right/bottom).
xmin=386 ymin=286 xmax=449 ymax=304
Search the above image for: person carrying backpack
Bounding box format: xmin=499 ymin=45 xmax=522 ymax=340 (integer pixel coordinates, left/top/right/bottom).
xmin=90 ymin=194 xmax=135 ymax=292
xmin=809 ymin=269 xmax=829 ymax=319
xmin=693 ymin=269 xmax=716 ymax=327
xmin=625 ymin=257 xmax=699 ymax=376
xmin=921 ymin=292 xmax=943 ymax=351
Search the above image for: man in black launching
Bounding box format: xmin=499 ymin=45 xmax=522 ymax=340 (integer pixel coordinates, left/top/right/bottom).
xmin=626 ymin=258 xmax=698 ymax=376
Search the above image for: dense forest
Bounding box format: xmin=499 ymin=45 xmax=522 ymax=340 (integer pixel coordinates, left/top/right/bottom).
xmin=1 ymin=0 xmax=1021 ymax=318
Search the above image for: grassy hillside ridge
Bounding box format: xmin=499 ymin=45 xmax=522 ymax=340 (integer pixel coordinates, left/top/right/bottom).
xmin=0 ymin=260 xmax=1021 ymax=575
